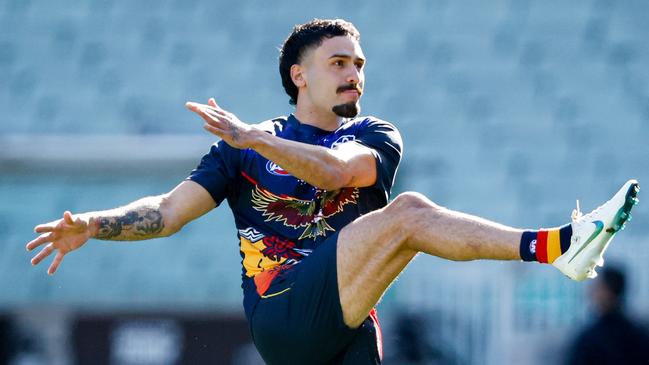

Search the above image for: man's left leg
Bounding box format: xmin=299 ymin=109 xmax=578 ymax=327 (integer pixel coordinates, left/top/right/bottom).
xmin=336 ymin=191 xmax=522 ymax=328
xmin=336 ymin=181 xmax=639 ymax=328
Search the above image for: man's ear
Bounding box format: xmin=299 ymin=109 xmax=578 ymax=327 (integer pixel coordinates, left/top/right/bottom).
xmin=290 ymin=64 xmax=306 ymax=88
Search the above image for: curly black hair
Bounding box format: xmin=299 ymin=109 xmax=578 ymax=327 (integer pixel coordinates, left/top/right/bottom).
xmin=279 ymin=19 xmax=360 ymax=105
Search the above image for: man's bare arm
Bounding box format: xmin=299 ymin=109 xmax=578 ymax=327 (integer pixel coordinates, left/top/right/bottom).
xmin=186 ymin=99 xmax=377 ymax=190
xmin=89 ymin=197 xmax=168 ymax=241
xmin=91 ymin=180 xmax=215 ymax=240
xmin=26 ymin=180 xmax=216 ymax=274
xmin=248 ymin=133 xmax=376 ymax=190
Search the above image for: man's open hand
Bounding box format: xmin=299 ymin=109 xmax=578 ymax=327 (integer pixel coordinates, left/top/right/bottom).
xmin=26 ymin=211 xmax=93 ymax=275
xmin=186 ymin=98 xmax=258 ymax=149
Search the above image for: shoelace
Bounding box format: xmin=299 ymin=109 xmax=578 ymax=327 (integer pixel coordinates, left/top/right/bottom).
xmin=571 ymin=199 xmax=607 ymax=223
xmin=572 ymin=199 xmax=605 ymax=276
xmin=571 ymin=200 xmax=583 ymax=222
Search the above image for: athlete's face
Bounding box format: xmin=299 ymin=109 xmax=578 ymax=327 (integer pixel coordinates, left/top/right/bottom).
xmin=295 ymin=36 xmax=365 ymax=118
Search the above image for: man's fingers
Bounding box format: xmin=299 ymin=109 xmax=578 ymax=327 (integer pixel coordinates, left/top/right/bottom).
xmin=208 ymin=98 xmax=218 ymax=108
xmin=48 ymin=252 xmax=65 ymax=276
xmin=203 ymin=109 xmax=229 ymax=124
xmin=187 ymin=100 xmax=227 ymax=117
xmin=63 ymin=211 xmax=74 ymax=225
xmin=195 ymin=109 xmax=230 ymax=133
xmin=186 ymin=101 xmax=210 ymax=117
xmin=34 ymin=221 xmax=58 ymax=233
xmin=31 ymin=243 xmax=55 ymax=266
xmin=202 ymin=104 xmax=228 ymax=118
xmin=208 ymin=98 xmax=229 ymax=115
xmin=34 ymin=225 xmax=54 ymax=233
xmin=185 ymin=101 xmax=218 ymax=114
xmin=186 ymin=103 xmax=220 ymax=122
xmin=208 ymin=98 xmax=232 ymax=117
xmin=185 ymin=101 xmax=201 ymax=111
xmin=203 ymin=124 xmax=227 ymax=136
xmin=26 ymin=232 xmax=56 ymax=251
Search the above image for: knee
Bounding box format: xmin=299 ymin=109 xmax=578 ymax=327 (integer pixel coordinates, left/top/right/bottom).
xmin=385 ymin=192 xmax=443 ymax=227
xmin=373 ymin=192 xmax=442 ymax=252
xmin=388 ymin=191 xmax=440 ymax=214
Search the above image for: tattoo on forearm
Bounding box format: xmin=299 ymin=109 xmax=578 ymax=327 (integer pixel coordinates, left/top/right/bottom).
xmin=96 ymin=207 xmax=164 ymax=240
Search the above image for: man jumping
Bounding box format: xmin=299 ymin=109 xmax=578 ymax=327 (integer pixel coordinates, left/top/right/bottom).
xmin=26 ymin=19 xmax=639 ymax=364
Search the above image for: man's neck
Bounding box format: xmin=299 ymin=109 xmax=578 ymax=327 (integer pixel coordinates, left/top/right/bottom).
xmin=293 ymin=106 xmax=343 ymax=132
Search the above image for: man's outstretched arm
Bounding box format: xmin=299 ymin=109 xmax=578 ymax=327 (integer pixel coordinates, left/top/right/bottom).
xmin=26 ymin=180 xmax=216 ymax=275
xmin=186 ymin=99 xmax=377 ymax=190
xmin=90 ymin=180 xmax=216 ymax=240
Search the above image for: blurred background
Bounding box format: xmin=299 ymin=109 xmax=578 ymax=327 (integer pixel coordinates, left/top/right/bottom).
xmin=1 ymin=0 xmax=648 ymax=364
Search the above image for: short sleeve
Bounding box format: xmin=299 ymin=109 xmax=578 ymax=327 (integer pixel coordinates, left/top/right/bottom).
xmin=353 ymin=119 xmax=403 ymax=200
xmin=186 ymin=140 xmax=240 ymax=206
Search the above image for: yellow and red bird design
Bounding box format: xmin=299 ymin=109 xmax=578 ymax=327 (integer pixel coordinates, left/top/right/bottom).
xmin=251 ymin=185 xmax=359 ymax=239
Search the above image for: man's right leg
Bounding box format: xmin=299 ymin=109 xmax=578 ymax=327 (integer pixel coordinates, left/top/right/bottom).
xmin=337 ymin=181 xmax=639 ymax=328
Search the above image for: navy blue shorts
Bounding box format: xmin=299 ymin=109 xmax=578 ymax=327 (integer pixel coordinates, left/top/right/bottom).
xmin=249 ymin=232 xmax=382 ymax=365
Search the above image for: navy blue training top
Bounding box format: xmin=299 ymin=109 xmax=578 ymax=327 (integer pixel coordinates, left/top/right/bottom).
xmin=187 ymin=114 xmax=402 ymax=319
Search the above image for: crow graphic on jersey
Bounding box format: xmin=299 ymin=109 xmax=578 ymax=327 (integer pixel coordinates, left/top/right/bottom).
xmin=251 ymin=184 xmax=359 ymax=239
